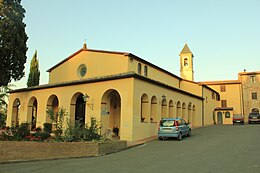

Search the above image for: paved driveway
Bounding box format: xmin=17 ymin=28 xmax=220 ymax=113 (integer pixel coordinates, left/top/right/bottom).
xmin=1 ymin=125 xmax=260 ymax=173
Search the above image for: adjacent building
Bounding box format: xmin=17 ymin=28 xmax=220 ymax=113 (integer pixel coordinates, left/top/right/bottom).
xmin=201 ymin=71 xmax=260 ymax=124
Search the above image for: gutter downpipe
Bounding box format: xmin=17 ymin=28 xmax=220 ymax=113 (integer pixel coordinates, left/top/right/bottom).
xmin=238 ymin=73 xmax=245 ymax=118
xmin=240 ymin=81 xmax=245 ymax=117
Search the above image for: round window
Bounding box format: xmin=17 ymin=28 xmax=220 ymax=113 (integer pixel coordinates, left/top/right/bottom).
xmin=77 ymin=64 xmax=87 ymax=78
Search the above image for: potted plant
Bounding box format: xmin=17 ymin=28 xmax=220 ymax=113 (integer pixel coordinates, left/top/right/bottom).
xmin=113 ymin=126 xmax=119 ymax=136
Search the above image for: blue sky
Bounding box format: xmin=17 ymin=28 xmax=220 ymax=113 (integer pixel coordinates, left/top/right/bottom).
xmin=13 ymin=0 xmax=260 ymax=88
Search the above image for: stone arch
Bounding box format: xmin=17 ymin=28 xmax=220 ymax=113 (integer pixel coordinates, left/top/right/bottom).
xmin=27 ymin=97 xmax=38 ymax=129
xmin=141 ymin=94 xmax=149 ymax=123
xmin=176 ymin=101 xmax=181 ymax=117
xmin=252 ymin=108 xmax=259 ymax=113
xmin=46 ymin=95 xmax=59 ymax=123
xmin=184 ymin=58 xmax=189 ymax=66
xmin=70 ymin=92 xmax=86 ymax=125
xmin=11 ymin=98 xmax=20 ymax=126
xmin=150 ymin=96 xmax=157 ymax=122
xmin=101 ymin=89 xmax=121 ymax=137
xmin=182 ymin=103 xmax=187 ymax=120
xmin=144 ymin=65 xmax=148 ymax=77
xmin=161 ymin=99 xmax=167 ymax=118
xmin=168 ymin=100 xmax=174 ymax=118
xmin=217 ymin=111 xmax=223 ymax=124
xmin=192 ymin=105 xmax=196 ymax=126
xmin=137 ymin=63 xmax=142 ymax=74
xmin=188 ymin=103 xmax=192 ymax=123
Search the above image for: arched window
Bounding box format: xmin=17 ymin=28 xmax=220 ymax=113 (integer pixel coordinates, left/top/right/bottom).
xmin=225 ymin=112 xmax=230 ymax=118
xmin=188 ymin=103 xmax=192 ymax=123
xmin=176 ymin=101 xmax=181 ymax=118
xmin=168 ymin=100 xmax=174 ymax=118
xmin=184 ymin=58 xmax=188 ymax=66
xmin=144 ymin=66 xmax=148 ymax=77
xmin=46 ymin=95 xmax=59 ymax=123
xmin=12 ymin=98 xmax=21 ymax=126
xmin=138 ymin=63 xmax=142 ymax=74
xmin=150 ymin=96 xmax=157 ymax=122
xmin=182 ymin=103 xmax=187 ymax=120
xmin=192 ymin=105 xmax=196 ymax=126
xmin=161 ymin=99 xmax=167 ymax=118
xmin=28 ymin=97 xmax=38 ymax=130
xmin=252 ymin=108 xmax=259 ymax=113
xmin=141 ymin=94 xmax=149 ymax=123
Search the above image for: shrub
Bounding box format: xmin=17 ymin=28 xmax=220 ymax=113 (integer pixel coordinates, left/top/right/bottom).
xmin=13 ymin=123 xmax=30 ymax=141
xmin=34 ymin=127 xmax=42 ymax=132
xmin=0 ymin=113 xmax=6 ymax=129
xmin=0 ymin=130 xmax=13 ymax=141
xmin=33 ymin=132 xmax=51 ymax=141
xmin=82 ymin=117 xmax=102 ymax=141
xmin=64 ymin=119 xmax=83 ymax=142
xmin=43 ymin=123 xmax=52 ymax=133
xmin=46 ymin=107 xmax=67 ymax=139
xmin=53 ymin=129 xmax=63 ymax=137
xmin=63 ymin=117 xmax=102 ymax=142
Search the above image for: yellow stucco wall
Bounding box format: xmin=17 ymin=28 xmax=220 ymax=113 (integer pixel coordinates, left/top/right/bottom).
xmin=202 ymin=86 xmax=219 ymax=125
xmin=132 ymin=78 xmax=203 ymax=141
xmin=7 ymin=74 xmax=208 ymax=141
xmin=48 ymin=51 xmax=129 ymax=84
xmin=180 ymin=80 xmax=202 ymax=96
xmin=49 ymin=50 xmax=181 ymax=90
xmin=206 ymin=83 xmax=242 ymax=124
xmin=127 ymin=58 xmax=180 ymax=88
xmin=7 ymin=77 xmax=135 ymax=141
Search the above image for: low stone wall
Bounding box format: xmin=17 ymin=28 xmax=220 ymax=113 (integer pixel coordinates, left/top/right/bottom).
xmin=0 ymin=140 xmax=127 ymax=162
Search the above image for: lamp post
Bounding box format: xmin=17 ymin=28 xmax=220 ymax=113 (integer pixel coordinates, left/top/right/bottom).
xmin=162 ymin=94 xmax=166 ymax=100
xmin=82 ymin=94 xmax=89 ymax=102
xmin=82 ymin=94 xmax=93 ymax=110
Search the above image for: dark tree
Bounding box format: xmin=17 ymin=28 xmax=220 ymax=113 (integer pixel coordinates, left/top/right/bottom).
xmin=27 ymin=50 xmax=40 ymax=87
xmin=0 ymin=84 xmax=13 ymax=128
xmin=0 ymin=0 xmax=28 ymax=87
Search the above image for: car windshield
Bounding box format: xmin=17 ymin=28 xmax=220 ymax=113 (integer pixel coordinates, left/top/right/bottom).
xmin=250 ymin=113 xmax=259 ymax=117
xmin=160 ymin=120 xmax=175 ymax=127
xmin=233 ymin=115 xmax=242 ymax=118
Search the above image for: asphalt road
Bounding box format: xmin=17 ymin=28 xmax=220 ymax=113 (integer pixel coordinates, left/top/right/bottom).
xmin=1 ymin=124 xmax=260 ymax=173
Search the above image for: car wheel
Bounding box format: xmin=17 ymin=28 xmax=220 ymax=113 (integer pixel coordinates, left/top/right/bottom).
xmin=187 ymin=130 xmax=191 ymax=137
xmin=249 ymin=121 xmax=251 ymax=124
xmin=158 ymin=137 xmax=163 ymax=140
xmin=177 ymin=133 xmax=182 ymax=141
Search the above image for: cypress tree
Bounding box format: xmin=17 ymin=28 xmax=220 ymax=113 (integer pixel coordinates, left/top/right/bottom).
xmin=0 ymin=0 xmax=28 ymax=87
xmin=27 ymin=50 xmax=40 ymax=87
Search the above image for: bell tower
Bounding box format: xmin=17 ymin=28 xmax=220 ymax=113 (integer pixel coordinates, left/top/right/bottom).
xmin=179 ymin=43 xmax=194 ymax=81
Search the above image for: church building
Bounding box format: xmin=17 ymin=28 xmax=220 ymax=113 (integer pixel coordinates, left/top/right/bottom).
xmin=6 ymin=42 xmax=231 ymax=142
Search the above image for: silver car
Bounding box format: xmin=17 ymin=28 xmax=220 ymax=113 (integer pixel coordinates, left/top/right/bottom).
xmin=158 ymin=118 xmax=191 ymax=141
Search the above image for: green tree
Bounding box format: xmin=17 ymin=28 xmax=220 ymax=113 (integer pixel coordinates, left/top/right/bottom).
xmin=0 ymin=84 xmax=13 ymax=128
xmin=27 ymin=50 xmax=40 ymax=87
xmin=0 ymin=84 xmax=13 ymax=110
xmin=0 ymin=0 xmax=28 ymax=87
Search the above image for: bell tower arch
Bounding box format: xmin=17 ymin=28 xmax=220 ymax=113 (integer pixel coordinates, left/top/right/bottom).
xmin=179 ymin=43 xmax=194 ymax=81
